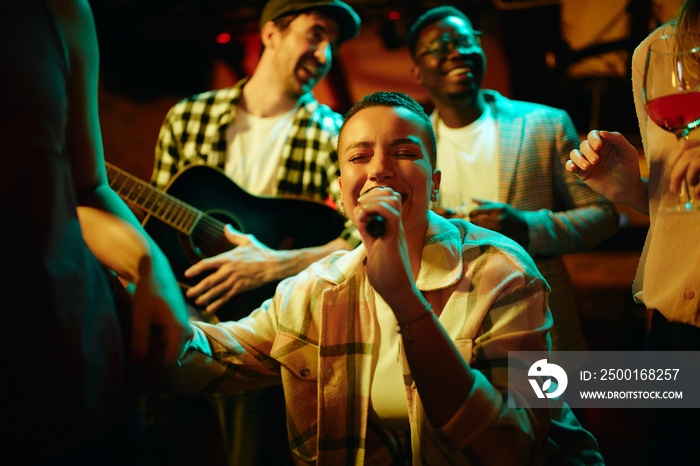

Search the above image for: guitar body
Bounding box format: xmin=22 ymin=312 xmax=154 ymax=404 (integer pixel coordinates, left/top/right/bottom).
xmin=132 ymin=164 xmax=345 ymax=321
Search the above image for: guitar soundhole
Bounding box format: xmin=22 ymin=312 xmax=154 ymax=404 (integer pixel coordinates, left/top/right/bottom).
xmin=188 ymin=210 xmax=241 ymax=260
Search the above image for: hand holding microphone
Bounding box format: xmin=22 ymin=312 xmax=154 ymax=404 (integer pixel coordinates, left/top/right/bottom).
xmin=359 ymin=186 xmax=398 ymax=238
xmin=366 ymin=214 xmax=385 ymax=238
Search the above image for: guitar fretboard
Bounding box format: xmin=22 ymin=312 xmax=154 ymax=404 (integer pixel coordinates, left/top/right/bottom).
xmin=105 ymin=162 xmax=201 ymax=235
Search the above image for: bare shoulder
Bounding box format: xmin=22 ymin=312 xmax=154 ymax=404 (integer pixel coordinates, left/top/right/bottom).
xmin=45 ymin=0 xmax=103 ymax=194
xmin=45 ymin=0 xmax=93 ymax=25
xmin=45 ymin=0 xmax=97 ymax=65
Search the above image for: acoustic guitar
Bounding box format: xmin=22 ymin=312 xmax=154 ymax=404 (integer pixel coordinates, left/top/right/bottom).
xmin=105 ymin=162 xmax=346 ymax=322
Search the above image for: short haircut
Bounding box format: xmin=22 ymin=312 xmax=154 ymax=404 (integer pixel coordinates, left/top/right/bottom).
xmin=340 ymin=91 xmax=437 ymax=168
xmin=406 ymin=6 xmax=474 ymax=58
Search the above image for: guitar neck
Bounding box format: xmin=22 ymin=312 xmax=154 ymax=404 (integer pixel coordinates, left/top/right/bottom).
xmin=105 ymin=162 xmax=202 ymax=234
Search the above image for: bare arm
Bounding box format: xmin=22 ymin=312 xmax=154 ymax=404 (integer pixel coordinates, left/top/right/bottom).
xmin=49 ymin=0 xmax=188 ymax=363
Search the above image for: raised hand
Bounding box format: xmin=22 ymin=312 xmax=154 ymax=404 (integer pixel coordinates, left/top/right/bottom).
xmin=566 ymin=130 xmax=647 ymax=212
xmin=354 ymin=187 xmax=415 ymax=305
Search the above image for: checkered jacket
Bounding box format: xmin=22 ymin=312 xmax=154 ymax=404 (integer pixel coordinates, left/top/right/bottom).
xmin=152 ymin=78 xmax=360 ymax=247
xmin=432 ymin=91 xmax=619 ymax=351
xmin=172 ymin=212 xmax=603 ymax=465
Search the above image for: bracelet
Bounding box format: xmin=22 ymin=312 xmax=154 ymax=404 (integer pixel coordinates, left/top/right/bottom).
xmin=397 ymin=305 xmax=433 ymax=344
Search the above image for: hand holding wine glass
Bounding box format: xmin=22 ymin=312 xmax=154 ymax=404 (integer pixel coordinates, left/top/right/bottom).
xmin=643 ymin=32 xmax=700 ymax=211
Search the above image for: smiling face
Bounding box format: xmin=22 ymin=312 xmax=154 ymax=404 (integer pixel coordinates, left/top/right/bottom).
xmin=411 ymin=16 xmax=486 ymax=106
xmin=338 ymin=105 xmax=440 ymax=238
xmin=269 ymin=11 xmax=339 ymax=98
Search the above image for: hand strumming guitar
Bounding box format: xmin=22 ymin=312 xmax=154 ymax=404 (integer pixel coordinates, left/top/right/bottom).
xmin=184 ymin=225 xmax=279 ymax=313
xmin=185 ymin=224 xmax=352 ymax=314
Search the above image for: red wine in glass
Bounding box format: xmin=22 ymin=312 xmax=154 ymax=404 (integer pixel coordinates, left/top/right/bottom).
xmin=646 ymin=92 xmax=700 ymax=137
xmin=643 ymin=32 xmax=700 ymax=211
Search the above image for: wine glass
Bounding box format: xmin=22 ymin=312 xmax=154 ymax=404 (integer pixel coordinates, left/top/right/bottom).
xmin=643 ymin=32 xmax=700 ymax=212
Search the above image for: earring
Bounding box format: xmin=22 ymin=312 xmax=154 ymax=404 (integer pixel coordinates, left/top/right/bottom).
xmin=339 ymin=200 xmax=346 ymax=214
xmin=431 ymin=191 xmax=439 ymax=203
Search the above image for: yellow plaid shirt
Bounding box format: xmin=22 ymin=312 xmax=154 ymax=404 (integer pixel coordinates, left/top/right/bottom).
xmin=172 ymin=212 xmax=603 ymax=465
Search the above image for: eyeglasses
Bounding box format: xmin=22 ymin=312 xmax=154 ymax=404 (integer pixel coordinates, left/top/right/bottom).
xmin=415 ymin=32 xmax=482 ymax=61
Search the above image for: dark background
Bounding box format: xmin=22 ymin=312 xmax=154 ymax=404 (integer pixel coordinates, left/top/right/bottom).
xmin=89 ymin=0 xmax=668 ymax=134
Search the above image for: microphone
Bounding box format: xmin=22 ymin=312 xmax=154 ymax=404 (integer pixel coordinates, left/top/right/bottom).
xmin=366 ymin=214 xmax=386 ymax=238
xmin=361 ymin=186 xmax=392 ymax=238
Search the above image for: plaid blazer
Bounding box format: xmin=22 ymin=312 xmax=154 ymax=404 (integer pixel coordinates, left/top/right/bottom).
xmin=152 ymin=78 xmax=360 ymax=247
xmin=172 ymin=212 xmax=603 ymax=465
xmin=432 ymin=91 xmax=619 ymax=350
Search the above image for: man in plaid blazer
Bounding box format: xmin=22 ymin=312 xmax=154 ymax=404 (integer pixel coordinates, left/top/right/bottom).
xmin=407 ymin=6 xmax=619 ymax=351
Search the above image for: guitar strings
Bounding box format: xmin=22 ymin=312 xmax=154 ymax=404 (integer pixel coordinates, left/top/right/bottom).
xmin=105 ymin=162 xmax=237 ymax=254
xmin=192 ymin=216 xmax=237 ymax=254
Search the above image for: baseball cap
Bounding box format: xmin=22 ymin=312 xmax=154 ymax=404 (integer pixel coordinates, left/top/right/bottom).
xmin=259 ymin=0 xmax=361 ymax=43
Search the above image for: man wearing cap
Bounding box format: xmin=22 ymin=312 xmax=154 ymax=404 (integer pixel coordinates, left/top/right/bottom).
xmin=150 ymin=1 xmax=360 ymax=464
xmin=152 ymin=0 xmax=361 ymax=316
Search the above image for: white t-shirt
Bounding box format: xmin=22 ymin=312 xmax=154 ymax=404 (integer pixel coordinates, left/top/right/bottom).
xmin=435 ymin=107 xmax=500 ymax=214
xmin=225 ymin=106 xmax=296 ymax=196
xmin=369 ymin=295 xmax=410 ymax=432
